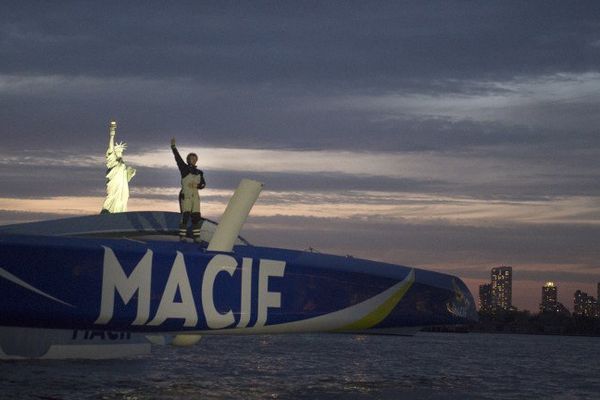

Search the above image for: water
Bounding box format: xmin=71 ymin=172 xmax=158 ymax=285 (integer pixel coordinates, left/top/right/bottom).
xmin=1 ymin=332 xmax=598 ymax=400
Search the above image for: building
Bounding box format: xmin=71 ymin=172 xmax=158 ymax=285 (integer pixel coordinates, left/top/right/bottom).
xmin=539 ymin=282 xmax=569 ymax=315
xmin=540 ymin=282 xmax=557 ymax=312
xmin=573 ymin=290 xmax=598 ymax=318
xmin=491 ymin=266 xmax=512 ymax=310
xmin=479 ymin=283 xmax=492 ymax=313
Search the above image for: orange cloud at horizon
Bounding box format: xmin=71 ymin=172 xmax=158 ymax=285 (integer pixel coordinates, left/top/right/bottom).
xmin=2 ymin=191 xmax=599 ymax=226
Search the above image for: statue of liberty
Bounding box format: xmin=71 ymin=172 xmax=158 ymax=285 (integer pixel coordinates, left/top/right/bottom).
xmin=100 ymin=121 xmax=136 ymax=214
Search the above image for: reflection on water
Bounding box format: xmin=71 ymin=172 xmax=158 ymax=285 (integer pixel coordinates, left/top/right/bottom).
xmin=1 ymin=332 xmax=599 ymax=400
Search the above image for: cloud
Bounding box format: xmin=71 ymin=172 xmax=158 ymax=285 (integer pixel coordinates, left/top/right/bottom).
xmin=2 ymin=72 xmax=599 ymax=163
xmin=3 ymin=2 xmax=600 ymax=82
xmin=1 ymin=143 xmax=599 ymax=207
xmin=2 ymin=3 xmax=600 ymax=157
xmin=3 ymin=187 xmax=598 ymax=231
xmin=340 ymin=73 xmax=600 ymax=122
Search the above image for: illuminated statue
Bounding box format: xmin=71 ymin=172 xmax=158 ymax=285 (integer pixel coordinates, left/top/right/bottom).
xmin=101 ymin=121 xmax=136 ymax=214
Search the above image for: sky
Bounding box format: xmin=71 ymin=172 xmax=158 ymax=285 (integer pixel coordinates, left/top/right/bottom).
xmin=1 ymin=1 xmax=600 ymax=312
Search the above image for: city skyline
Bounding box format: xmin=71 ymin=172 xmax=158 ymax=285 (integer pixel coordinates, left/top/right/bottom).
xmin=1 ymin=3 xmax=600 ymax=312
xmin=479 ymin=265 xmax=598 ymax=313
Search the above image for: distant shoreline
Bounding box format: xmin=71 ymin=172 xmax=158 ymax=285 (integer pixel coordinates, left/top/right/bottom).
xmin=422 ymin=310 xmax=600 ymax=337
xmin=423 ymin=326 xmax=600 ymax=338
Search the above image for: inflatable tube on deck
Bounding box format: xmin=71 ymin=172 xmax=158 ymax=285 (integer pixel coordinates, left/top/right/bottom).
xmin=208 ymin=179 xmax=263 ymax=252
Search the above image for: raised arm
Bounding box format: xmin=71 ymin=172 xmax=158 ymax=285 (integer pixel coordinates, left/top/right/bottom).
xmin=171 ymin=137 xmax=187 ymax=174
xmin=107 ymin=121 xmax=117 ymax=153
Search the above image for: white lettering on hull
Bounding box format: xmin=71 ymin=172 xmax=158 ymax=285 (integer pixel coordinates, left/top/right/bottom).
xmin=202 ymin=254 xmax=237 ymax=329
xmin=148 ymin=251 xmax=197 ymax=327
xmin=95 ymin=247 xmax=286 ymax=330
xmin=95 ymin=247 xmax=152 ymax=325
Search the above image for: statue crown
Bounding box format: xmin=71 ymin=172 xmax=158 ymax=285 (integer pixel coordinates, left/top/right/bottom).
xmin=114 ymin=141 xmax=127 ymax=152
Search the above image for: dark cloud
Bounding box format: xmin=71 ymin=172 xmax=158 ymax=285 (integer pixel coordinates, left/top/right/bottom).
xmin=2 ymin=2 xmax=600 ymax=157
xmin=3 ymin=2 xmax=600 ymax=82
xmin=2 ymin=82 xmax=599 ymax=157
xmin=0 ymin=164 xmax=105 ymax=198
xmin=1 ymin=157 xmax=599 ymax=202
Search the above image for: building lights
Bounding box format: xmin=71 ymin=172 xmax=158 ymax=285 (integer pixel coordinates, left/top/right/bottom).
xmin=479 ymin=266 xmax=512 ymax=312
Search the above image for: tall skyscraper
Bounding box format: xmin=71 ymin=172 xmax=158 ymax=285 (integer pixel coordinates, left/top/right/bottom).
xmin=479 ymin=283 xmax=492 ymax=312
xmin=491 ymin=266 xmax=512 ymax=310
xmin=540 ymin=282 xmax=557 ymax=312
xmin=574 ymin=290 xmax=598 ymax=318
xmin=538 ymin=282 xmax=570 ymax=315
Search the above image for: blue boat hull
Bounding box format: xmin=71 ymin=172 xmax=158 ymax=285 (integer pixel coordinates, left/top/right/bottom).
xmin=0 ymin=231 xmax=477 ymax=334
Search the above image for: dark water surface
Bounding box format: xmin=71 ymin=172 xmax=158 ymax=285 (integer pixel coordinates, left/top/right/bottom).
xmin=1 ymin=332 xmax=598 ymax=400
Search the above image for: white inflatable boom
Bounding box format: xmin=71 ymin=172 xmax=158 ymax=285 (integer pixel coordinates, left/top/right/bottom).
xmin=207 ymin=179 xmax=263 ymax=252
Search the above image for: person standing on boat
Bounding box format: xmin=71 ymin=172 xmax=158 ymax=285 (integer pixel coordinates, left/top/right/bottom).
xmin=101 ymin=121 xmax=136 ymax=214
xmin=170 ymin=137 xmax=206 ymax=242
